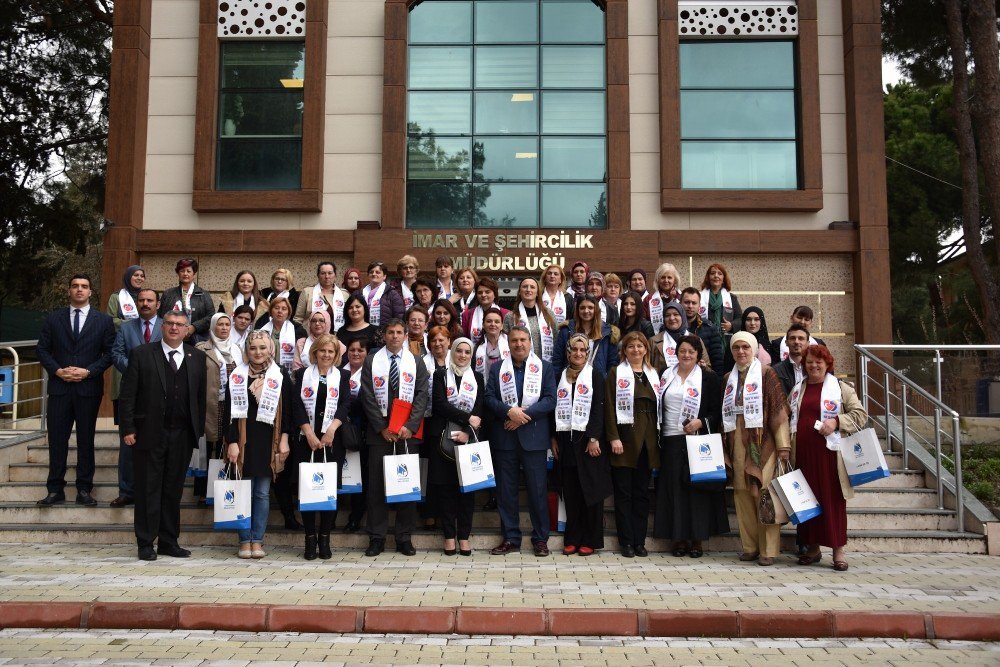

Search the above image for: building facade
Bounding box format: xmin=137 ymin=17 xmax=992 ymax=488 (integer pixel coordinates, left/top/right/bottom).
xmin=102 ymin=0 xmax=890 ymax=374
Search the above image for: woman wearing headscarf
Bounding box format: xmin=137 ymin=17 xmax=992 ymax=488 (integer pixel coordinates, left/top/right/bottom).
xmin=342 ymin=267 xmax=363 ymax=294
xmin=540 ymin=263 xmax=570 ymax=324
xmin=628 ymin=269 xmax=649 ymax=301
xmin=605 ymin=331 xmax=661 ymax=557
xmin=617 ymin=292 xmax=655 ymax=340
xmin=653 ymin=334 xmax=727 ymax=558
xmin=107 ymin=265 xmax=145 ymax=330
xmin=503 ymin=277 xmax=558 ymax=363
xmin=295 ymin=309 xmax=344 ymax=372
xmin=219 ymin=270 xmax=268 ymax=321
xmin=428 ymin=337 xmax=484 ymax=556
xmin=551 ymin=333 xmax=611 ymax=556
xmin=261 ymin=268 xmax=299 ymax=316
xmin=699 ymin=263 xmax=743 ymax=336
xmin=292 ymin=333 xmax=352 ymax=560
xmin=642 ymin=262 xmax=682 ymax=334
xmin=196 ymin=313 xmax=242 ymax=500
xmin=225 ymin=331 xmax=294 ymax=559
xmin=158 ymin=257 xmax=215 ymax=343
xmin=650 ymin=302 xmax=707 ymax=373
xmin=723 ymin=331 xmax=790 ymax=566
xmin=568 ymin=261 xmax=589 ymax=300
xmin=552 ymin=295 xmax=617 ymax=379
xmin=259 ymin=296 xmax=307 ymax=373
xmin=723 ymin=306 xmax=771 ymax=372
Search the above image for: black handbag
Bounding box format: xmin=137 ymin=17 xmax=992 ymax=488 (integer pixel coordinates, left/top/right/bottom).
xmin=340 ymin=421 xmax=363 ymax=452
xmin=439 ymin=422 xmax=477 ymax=462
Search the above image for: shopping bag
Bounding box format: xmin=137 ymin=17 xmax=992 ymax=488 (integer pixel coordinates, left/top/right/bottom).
xmin=769 ymin=460 xmax=790 ymax=525
xmin=840 ymin=427 xmax=891 ymax=487
xmin=770 ymin=467 xmax=822 ymax=525
xmin=338 ymin=450 xmax=363 ymax=494
xmin=187 ymin=436 xmax=208 ymax=477
xmin=546 ymin=448 xmax=555 ymax=470
xmin=383 ymin=440 xmax=421 ymax=503
xmin=686 ymin=432 xmax=726 ymax=483
xmin=388 ymin=398 xmax=425 ymax=440
xmin=298 ymin=450 xmax=338 ymax=512
xmin=455 ymin=431 xmax=496 ymax=493
xmin=205 ymin=458 xmax=226 ymax=506
xmin=557 ymin=495 xmax=567 ymax=532
xmin=213 ymin=465 xmax=251 ymax=530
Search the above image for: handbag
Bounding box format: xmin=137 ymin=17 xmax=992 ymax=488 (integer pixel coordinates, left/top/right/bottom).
xmin=340 ymin=420 xmax=363 ymax=452
xmin=439 ymin=421 xmax=474 ymax=462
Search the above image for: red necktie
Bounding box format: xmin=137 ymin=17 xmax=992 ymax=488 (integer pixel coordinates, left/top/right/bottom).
xmin=144 ymin=320 xmax=151 ymax=344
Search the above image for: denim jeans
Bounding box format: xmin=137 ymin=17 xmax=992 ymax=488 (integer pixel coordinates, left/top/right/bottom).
xmin=237 ymin=476 xmax=271 ymax=544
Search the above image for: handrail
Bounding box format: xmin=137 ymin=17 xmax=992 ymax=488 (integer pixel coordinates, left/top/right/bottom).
xmin=854 ymin=347 xmax=958 ymax=417
xmin=857 ymin=344 xmax=1000 ymax=350
xmin=0 ymin=339 xmax=45 ymax=430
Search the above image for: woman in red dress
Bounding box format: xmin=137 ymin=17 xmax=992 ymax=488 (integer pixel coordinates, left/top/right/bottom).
xmin=790 ymin=345 xmax=868 ymax=571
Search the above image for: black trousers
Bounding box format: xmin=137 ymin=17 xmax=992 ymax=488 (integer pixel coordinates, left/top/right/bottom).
xmin=133 ymin=426 xmax=193 ymax=549
xmin=610 ymin=447 xmax=651 ymax=548
xmin=46 ymin=391 xmax=101 ymax=494
xmin=366 ymin=440 xmax=416 ymax=541
xmin=302 ymin=510 xmax=335 ymax=535
xmin=273 ymin=465 xmax=297 ymax=519
xmin=436 ymin=482 xmax=475 ymax=540
xmin=562 ymin=465 xmax=604 ymax=549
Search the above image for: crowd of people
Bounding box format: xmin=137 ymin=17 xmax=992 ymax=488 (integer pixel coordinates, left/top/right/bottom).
xmin=35 ymin=255 xmax=866 ymax=572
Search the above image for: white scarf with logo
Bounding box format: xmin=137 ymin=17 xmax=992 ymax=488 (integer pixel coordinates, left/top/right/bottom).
xmin=118 ymin=289 xmax=139 ymax=320
xmin=311 ymin=284 xmax=346 ymax=331
xmin=371 ymin=347 xmax=416 ymax=417
xmin=614 ymin=361 xmax=661 ymax=427
xmin=648 ymin=292 xmax=665 ymax=332
xmin=446 ymin=367 xmax=478 ymax=414
xmin=660 ymin=364 xmax=702 ymax=432
xmin=542 ymin=289 xmax=567 ymax=324
xmin=233 ymin=293 xmax=255 ymax=312
xmin=260 ymin=319 xmax=296 ymax=370
xmin=517 ymin=303 xmax=554 ymax=362
xmin=659 ymin=331 xmax=688 ymax=368
xmin=498 ymin=352 xmax=543 ymax=409
xmin=400 ymin=282 xmax=414 ymax=309
xmin=229 ymin=362 xmax=283 ymax=425
xmin=723 ymin=358 xmax=763 ymax=432
xmin=173 ymin=282 xmax=195 ymax=313
xmin=362 ymin=282 xmax=386 ymax=326
xmin=469 ymin=305 xmax=490 ymax=340
xmin=779 ymin=334 xmax=818 ymax=361
xmin=302 ymin=364 xmax=341 ymax=433
xmin=555 ymin=364 xmax=593 ymax=432
xmin=789 ymin=373 xmax=842 ymax=450
xmin=475 ymin=334 xmax=509 ymax=374
xmin=344 ymin=362 xmax=362 ymax=398
xmin=699 ymin=287 xmax=732 ymax=319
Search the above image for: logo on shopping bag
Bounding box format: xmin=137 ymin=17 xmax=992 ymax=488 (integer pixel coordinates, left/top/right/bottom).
xmin=577 ymin=384 xmax=589 ymax=395
xmin=501 ymin=371 xmax=513 ymax=383
xmin=303 ymin=387 xmax=314 ymax=398
xmin=557 ymin=388 xmax=569 ymax=399
xmin=224 ymin=489 xmax=235 ymax=505
xmin=687 ymin=387 xmax=699 ymax=398
xmin=267 ymin=378 xmax=278 ymax=389
xmin=853 ymin=443 xmax=863 ymax=456
xmin=824 ymin=400 xmax=838 ymax=411
xmin=745 ymin=383 xmax=758 ymax=394
xmin=216 ymin=468 xmax=227 ymax=480
xmin=397 ymin=463 xmax=409 ymax=478
xmin=792 ymin=481 xmax=802 ymax=492
xmin=312 ymin=471 xmax=325 ymax=486
xmin=699 ymin=443 xmax=711 ymax=456
xmin=618 ymin=378 xmax=630 ymax=389
xmin=471 ymin=452 xmax=482 ymax=466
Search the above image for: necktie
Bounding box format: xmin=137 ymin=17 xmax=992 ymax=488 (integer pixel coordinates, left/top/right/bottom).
xmin=143 ymin=320 xmax=151 ymax=344
xmin=389 ymin=353 xmax=399 ymax=396
xmin=73 ymin=309 xmax=81 ymax=339
xmin=169 ymin=350 xmax=179 ymax=372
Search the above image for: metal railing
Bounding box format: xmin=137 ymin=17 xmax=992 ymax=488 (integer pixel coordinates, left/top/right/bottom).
xmin=0 ymin=339 xmax=47 ymax=431
xmin=855 ymin=344 xmax=1000 ymax=534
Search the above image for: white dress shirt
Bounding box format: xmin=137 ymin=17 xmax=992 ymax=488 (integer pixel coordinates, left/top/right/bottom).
xmin=161 ymin=340 xmax=185 ymax=369
xmin=69 ymin=304 xmax=91 ymax=332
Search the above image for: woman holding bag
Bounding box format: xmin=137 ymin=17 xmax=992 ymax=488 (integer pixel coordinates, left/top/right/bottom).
xmin=195 ymin=314 xmax=241 ymax=501
xmin=653 ymin=335 xmax=727 ymax=558
xmin=552 ymin=333 xmax=611 ymax=556
xmin=722 ymin=331 xmax=791 ymax=566
xmin=790 ymin=345 xmax=868 ymax=572
xmin=293 ymin=334 xmax=352 ymax=560
xmin=428 ymin=337 xmax=485 ymax=556
xmin=225 ymin=331 xmax=294 ymax=559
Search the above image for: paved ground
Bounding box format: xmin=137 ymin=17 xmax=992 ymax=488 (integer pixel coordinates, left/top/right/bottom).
xmin=0 ymin=629 xmax=999 ymax=666
xmin=1 ymin=544 xmax=998 ymax=613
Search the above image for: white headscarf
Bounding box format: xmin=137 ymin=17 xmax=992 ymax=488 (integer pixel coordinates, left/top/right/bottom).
xmin=209 ymin=312 xmax=235 ymax=365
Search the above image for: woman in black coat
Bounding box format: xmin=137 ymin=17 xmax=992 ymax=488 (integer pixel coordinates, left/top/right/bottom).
xmin=653 ymin=335 xmax=728 ymax=557
xmin=552 ymin=332 xmax=613 ymax=555
xmin=617 ymin=291 xmax=655 ymax=339
xmin=427 ymin=337 xmax=485 ymax=556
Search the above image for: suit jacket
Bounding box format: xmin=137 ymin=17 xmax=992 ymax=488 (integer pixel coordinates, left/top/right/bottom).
xmin=359 ymin=348 xmax=430 ymax=443
xmin=111 ymin=317 xmax=163 ymax=400
xmin=157 ymin=283 xmax=215 ymax=340
xmin=37 ymin=306 xmax=115 ymax=397
xmin=771 ymin=358 xmax=798 ymax=397
xmin=486 ymin=357 xmax=557 ymax=452
xmin=118 ymin=342 xmax=208 ymax=450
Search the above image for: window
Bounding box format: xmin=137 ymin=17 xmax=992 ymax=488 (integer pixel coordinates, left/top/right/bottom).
xmin=679 ymin=40 xmax=798 ymax=190
xmin=216 ymin=42 xmax=305 ymax=190
xmin=405 ymin=0 xmax=607 ymax=229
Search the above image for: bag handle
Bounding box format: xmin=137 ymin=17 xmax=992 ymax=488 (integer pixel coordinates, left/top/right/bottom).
xmin=309 ymin=447 xmax=329 ymax=464
xmin=775 ymin=457 xmax=792 ymax=477
xmin=223 ymin=461 xmax=242 ymax=481
xmin=394 ymin=439 xmax=411 ymax=456
xmin=468 ymin=425 xmax=479 ymax=443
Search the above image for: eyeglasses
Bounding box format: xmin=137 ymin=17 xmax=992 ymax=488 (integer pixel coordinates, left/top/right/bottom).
xmin=163 ymin=322 xmax=186 ymax=328
xmin=273 ymin=277 xmax=287 ymax=282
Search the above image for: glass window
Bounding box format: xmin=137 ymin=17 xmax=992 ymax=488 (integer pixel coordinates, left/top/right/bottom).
xmin=407 ymin=0 xmax=607 ymax=228
xmin=679 ymin=40 xmax=799 ymax=190
xmin=217 ymin=41 xmax=305 ymax=190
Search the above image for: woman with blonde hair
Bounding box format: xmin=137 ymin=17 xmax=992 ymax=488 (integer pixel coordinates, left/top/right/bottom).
xmin=540 ymin=263 xmax=570 ymax=324
xmin=261 ymin=268 xmax=299 ymax=315
xmin=503 ymin=277 xmax=558 ymax=362
xmin=219 ymin=270 xmax=268 ymax=321
xmin=643 ymin=262 xmax=682 ymax=333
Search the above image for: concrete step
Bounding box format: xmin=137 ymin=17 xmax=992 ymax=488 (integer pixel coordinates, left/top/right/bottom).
xmin=848 ymin=487 xmax=942 ymax=509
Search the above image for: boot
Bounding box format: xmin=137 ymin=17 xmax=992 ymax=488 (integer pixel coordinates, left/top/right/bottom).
xmin=319 ymin=534 xmax=332 ymax=560
xmin=304 ymin=534 xmax=317 ymax=560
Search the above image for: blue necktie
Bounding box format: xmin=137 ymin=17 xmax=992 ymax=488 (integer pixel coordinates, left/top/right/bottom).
xmin=73 ymin=309 xmax=81 ymax=339
xmin=389 ymin=354 xmax=400 ymax=397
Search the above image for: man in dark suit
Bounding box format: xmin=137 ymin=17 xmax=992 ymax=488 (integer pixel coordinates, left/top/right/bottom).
xmin=486 ymin=325 xmax=557 ymax=557
xmin=119 ymin=310 xmax=207 ymax=560
xmin=772 ymin=324 xmax=811 ymax=396
xmin=359 ymin=318 xmax=429 ymax=557
xmin=36 ymin=274 xmax=116 ymax=507
xmin=110 ymin=287 xmax=162 ymax=507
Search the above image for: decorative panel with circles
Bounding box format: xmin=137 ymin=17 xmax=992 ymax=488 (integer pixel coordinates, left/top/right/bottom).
xmin=217 ymin=0 xmax=307 ymax=38
xmin=677 ymin=2 xmax=798 ymax=37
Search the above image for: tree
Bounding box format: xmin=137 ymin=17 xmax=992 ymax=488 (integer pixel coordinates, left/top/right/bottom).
xmin=0 ymin=1 xmax=111 ymax=337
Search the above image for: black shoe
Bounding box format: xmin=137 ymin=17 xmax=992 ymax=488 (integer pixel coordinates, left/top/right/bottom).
xmin=75 ymin=491 xmax=98 ymax=507
xmin=284 ymin=513 xmax=303 ymax=530
xmin=797 ymin=543 xmax=809 ymax=556
xmin=138 ymin=546 xmax=157 ymax=561
xmin=37 ymin=493 xmax=66 ymax=507
xmin=304 ymin=534 xmax=318 ymax=560
xmin=621 ymin=545 xmax=635 ymax=558
xmin=490 ymin=541 xmax=520 ymax=555
xmin=156 ymin=544 xmax=191 ymax=558
xmin=459 ymin=549 xmax=472 ymax=557
xmin=365 ymin=539 xmax=385 ymax=557
xmin=110 ymin=496 xmax=134 ymax=508
xmin=634 ymin=545 xmax=649 ymax=557
xmin=343 ymin=520 xmax=361 ymax=533
xmin=318 ymin=534 xmax=332 ymax=560
xmin=396 ymin=541 xmax=417 ymax=556
xmin=532 ymin=541 xmax=550 ymax=557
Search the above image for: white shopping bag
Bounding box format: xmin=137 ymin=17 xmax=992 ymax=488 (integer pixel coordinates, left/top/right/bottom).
xmin=686 ymin=432 xmax=727 ymax=483
xmin=557 ymin=495 xmax=567 ymax=532
xmin=770 ymin=467 xmax=822 ymax=525
xmin=298 ymin=450 xmax=338 ymax=512
xmin=205 ymin=458 xmax=226 ymax=506
xmin=546 ymin=448 xmax=555 ymax=470
xmin=383 ymin=441 xmax=421 ymax=504
xmin=187 ymin=436 xmax=208 ymax=478
xmin=419 ymin=457 xmax=428 ymax=501
xmin=213 ymin=465 xmax=251 ymax=530
xmin=840 ymin=428 xmax=891 ymax=487
xmin=338 ymin=450 xmax=363 ymax=494
xmin=455 ymin=439 xmax=496 ymax=493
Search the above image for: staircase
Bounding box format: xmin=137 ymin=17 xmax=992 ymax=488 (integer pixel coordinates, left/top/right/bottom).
xmin=0 ymin=428 xmax=988 ymax=554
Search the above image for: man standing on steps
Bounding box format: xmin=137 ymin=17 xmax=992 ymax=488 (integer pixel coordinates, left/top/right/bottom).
xmin=119 ymin=310 xmax=207 ymax=561
xmin=36 ymin=274 xmax=116 ymax=508
xmin=772 ymin=324 xmax=811 ymax=397
xmin=110 ymin=288 xmax=162 ymax=508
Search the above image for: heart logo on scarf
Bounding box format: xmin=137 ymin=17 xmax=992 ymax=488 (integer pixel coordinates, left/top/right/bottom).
xmin=557 ymin=388 xmax=569 ymax=399
xmin=302 ymin=387 xmax=314 ymax=398
xmin=374 ymin=377 xmax=385 ymax=388
xmin=501 ymin=372 xmax=513 ymax=383
xmin=687 ymin=387 xmax=699 ymax=397
xmin=618 ymin=378 xmax=630 ymax=389
xmin=823 ymin=400 xmax=838 ymax=411
xmin=529 ymin=363 xmax=539 ymax=373
xmin=267 ymin=378 xmax=278 ymax=389
xmin=232 ymin=375 xmax=245 ymax=385
xmin=745 ymin=383 xmax=758 ymax=393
